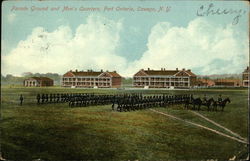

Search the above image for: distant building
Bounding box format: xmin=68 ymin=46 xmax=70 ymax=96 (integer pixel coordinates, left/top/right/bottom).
xmin=214 ymin=79 xmax=241 ymax=87
xmin=195 ymin=79 xmax=215 ymax=87
xmin=61 ymin=70 xmax=122 ymax=88
xmin=242 ymin=66 xmax=249 ymax=87
xmin=133 ymin=68 xmax=197 ymax=88
xmin=24 ymin=77 xmax=54 ymax=87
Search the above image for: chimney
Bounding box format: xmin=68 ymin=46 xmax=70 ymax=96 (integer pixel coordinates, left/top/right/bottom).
xmin=176 ymin=68 xmax=178 ymax=71
xmin=187 ymin=69 xmax=191 ymax=72
xmin=164 ymin=68 xmax=166 ymax=71
xmin=161 ymin=68 xmax=163 ymax=71
xmin=148 ymin=68 xmax=150 ymax=71
xmin=75 ymin=69 xmax=78 ymax=72
xmin=182 ymin=68 xmax=185 ymax=71
xmin=70 ymin=69 xmax=72 ymax=72
xmin=114 ymin=71 xmax=116 ymax=73
xmin=101 ymin=69 xmax=103 ymax=72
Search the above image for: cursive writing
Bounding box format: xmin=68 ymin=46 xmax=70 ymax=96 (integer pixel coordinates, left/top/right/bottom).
xmin=197 ymin=3 xmax=246 ymax=25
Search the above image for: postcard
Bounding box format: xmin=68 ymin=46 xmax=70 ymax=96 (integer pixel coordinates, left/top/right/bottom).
xmin=1 ymin=0 xmax=249 ymax=160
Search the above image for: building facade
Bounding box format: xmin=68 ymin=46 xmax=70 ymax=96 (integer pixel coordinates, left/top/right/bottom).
xmin=133 ymin=68 xmax=197 ymax=88
xmin=242 ymin=66 xmax=249 ymax=87
xmin=61 ymin=70 xmax=122 ymax=88
xmin=214 ymin=79 xmax=241 ymax=87
xmin=195 ymin=79 xmax=215 ymax=87
xmin=24 ymin=77 xmax=54 ymax=87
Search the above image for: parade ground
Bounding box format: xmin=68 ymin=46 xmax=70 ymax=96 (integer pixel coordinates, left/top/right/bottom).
xmin=0 ymin=86 xmax=249 ymax=160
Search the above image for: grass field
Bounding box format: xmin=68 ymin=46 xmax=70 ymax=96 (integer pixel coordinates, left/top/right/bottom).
xmin=0 ymin=86 xmax=249 ymax=160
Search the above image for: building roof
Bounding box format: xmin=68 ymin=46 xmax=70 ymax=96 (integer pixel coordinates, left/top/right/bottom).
xmin=107 ymin=72 xmax=121 ymax=77
xmin=64 ymin=70 xmax=122 ymax=77
xmin=71 ymin=71 xmax=102 ymax=76
xmin=25 ymin=77 xmax=53 ymax=81
xmin=138 ymin=68 xmax=196 ymax=77
xmin=144 ymin=70 xmax=178 ymax=76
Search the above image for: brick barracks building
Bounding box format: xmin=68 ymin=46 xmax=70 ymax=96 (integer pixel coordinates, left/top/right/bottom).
xmin=242 ymin=66 xmax=249 ymax=87
xmin=133 ymin=68 xmax=197 ymax=88
xmin=24 ymin=77 xmax=54 ymax=87
xmin=61 ymin=70 xmax=122 ymax=88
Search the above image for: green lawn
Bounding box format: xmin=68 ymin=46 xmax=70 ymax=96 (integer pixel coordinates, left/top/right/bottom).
xmin=0 ymin=86 xmax=248 ymax=160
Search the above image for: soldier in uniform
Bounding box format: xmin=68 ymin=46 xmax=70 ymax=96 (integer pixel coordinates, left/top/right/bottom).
xmin=45 ymin=94 xmax=49 ymax=103
xmin=20 ymin=94 xmax=24 ymax=106
xmin=37 ymin=94 xmax=40 ymax=104
xmin=218 ymin=94 xmax=222 ymax=105
xmin=203 ymin=94 xmax=207 ymax=104
xmin=41 ymin=94 xmax=45 ymax=104
xmin=56 ymin=94 xmax=60 ymax=103
xmin=49 ymin=94 xmax=53 ymax=103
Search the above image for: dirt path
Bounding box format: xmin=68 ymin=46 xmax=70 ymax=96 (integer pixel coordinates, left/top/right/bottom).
xmin=150 ymin=109 xmax=248 ymax=145
xmin=190 ymin=110 xmax=248 ymax=142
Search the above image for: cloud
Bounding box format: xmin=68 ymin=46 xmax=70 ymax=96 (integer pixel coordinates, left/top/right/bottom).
xmin=2 ymin=16 xmax=248 ymax=77
xmin=126 ymin=18 xmax=248 ymax=76
xmin=2 ymin=15 xmax=127 ymax=76
xmin=7 ymin=13 xmax=16 ymax=23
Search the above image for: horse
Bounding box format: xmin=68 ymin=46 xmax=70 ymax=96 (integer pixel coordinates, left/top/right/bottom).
xmin=202 ymin=98 xmax=215 ymax=111
xmin=184 ymin=97 xmax=202 ymax=111
xmin=212 ymin=97 xmax=231 ymax=111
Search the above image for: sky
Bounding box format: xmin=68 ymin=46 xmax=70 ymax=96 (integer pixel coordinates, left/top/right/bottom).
xmin=1 ymin=0 xmax=249 ymax=77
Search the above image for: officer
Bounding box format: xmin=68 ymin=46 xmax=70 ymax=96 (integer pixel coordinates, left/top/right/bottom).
xmin=20 ymin=94 xmax=24 ymax=106
xmin=203 ymin=94 xmax=207 ymax=103
xmin=218 ymin=94 xmax=222 ymax=104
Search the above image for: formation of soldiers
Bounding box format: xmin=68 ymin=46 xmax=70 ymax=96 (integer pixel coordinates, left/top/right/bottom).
xmin=68 ymin=94 xmax=114 ymax=107
xmin=113 ymin=94 xmax=192 ymax=112
xmin=35 ymin=93 xmax=192 ymax=110
xmin=35 ymin=93 xmax=115 ymax=107
xmin=20 ymin=93 xmax=228 ymax=111
xmin=36 ymin=93 xmax=71 ymax=104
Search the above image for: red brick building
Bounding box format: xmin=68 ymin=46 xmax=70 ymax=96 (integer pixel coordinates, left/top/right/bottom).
xmin=61 ymin=70 xmax=122 ymax=88
xmin=133 ymin=68 xmax=197 ymax=88
xmin=195 ymin=79 xmax=215 ymax=87
xmin=214 ymin=79 xmax=241 ymax=87
xmin=242 ymin=66 xmax=249 ymax=87
xmin=24 ymin=77 xmax=54 ymax=87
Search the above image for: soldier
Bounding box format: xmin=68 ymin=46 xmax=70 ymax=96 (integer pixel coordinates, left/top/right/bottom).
xmin=203 ymin=94 xmax=207 ymax=104
xmin=56 ymin=94 xmax=60 ymax=103
xmin=20 ymin=94 xmax=24 ymax=106
xmin=49 ymin=94 xmax=53 ymax=103
xmin=41 ymin=94 xmax=45 ymax=104
xmin=218 ymin=94 xmax=222 ymax=104
xmin=45 ymin=94 xmax=49 ymax=103
xmin=37 ymin=94 xmax=41 ymax=104
xmin=52 ymin=94 xmax=56 ymax=103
